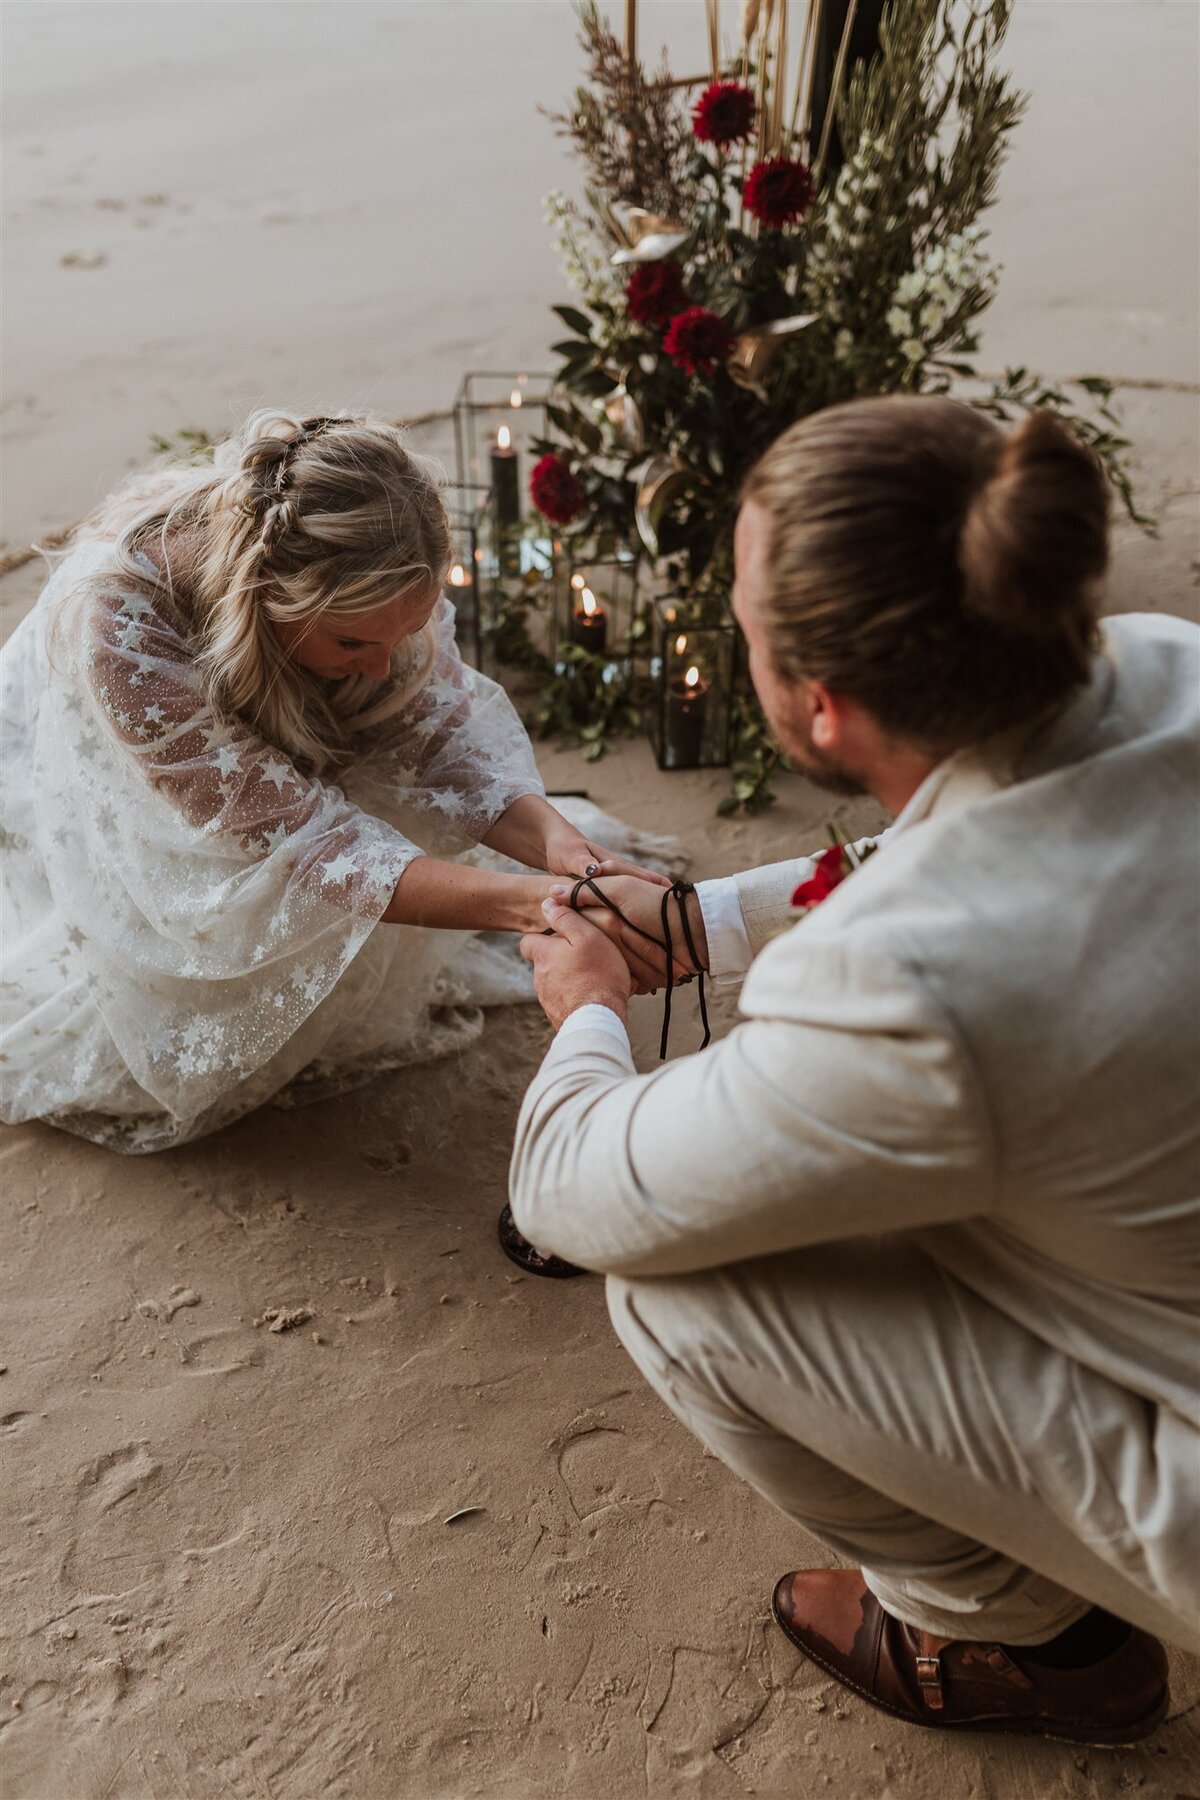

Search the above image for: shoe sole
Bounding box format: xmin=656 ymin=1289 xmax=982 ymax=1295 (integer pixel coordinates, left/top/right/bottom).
xmin=770 ymin=1593 xmax=1170 ymax=1748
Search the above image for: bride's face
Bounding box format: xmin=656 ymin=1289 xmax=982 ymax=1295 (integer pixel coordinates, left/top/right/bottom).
xmin=274 ymin=586 xmax=440 ymax=683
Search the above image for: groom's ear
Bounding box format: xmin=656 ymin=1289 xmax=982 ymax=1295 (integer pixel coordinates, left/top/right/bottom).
xmin=808 ymin=680 xmax=842 ymax=751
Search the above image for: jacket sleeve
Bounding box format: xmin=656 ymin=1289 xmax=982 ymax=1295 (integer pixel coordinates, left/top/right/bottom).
xmin=508 ymin=931 xmax=995 ymax=1277
xmin=732 ymin=831 xmax=890 ymax=959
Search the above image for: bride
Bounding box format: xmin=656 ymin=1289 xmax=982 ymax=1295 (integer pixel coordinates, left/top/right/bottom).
xmin=0 ymin=410 xmax=671 ymax=1151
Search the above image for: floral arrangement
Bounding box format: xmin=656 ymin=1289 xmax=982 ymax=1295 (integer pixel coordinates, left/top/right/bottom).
xmin=529 ymin=0 xmax=1144 ymax=812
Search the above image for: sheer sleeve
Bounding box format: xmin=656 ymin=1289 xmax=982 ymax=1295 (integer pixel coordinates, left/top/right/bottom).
xmin=78 ymin=579 xmax=419 ymax=920
xmin=352 ymin=598 xmax=544 ymax=856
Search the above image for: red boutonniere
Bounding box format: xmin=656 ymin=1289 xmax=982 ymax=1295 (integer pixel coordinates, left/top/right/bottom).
xmin=791 ymin=828 xmax=878 ymax=914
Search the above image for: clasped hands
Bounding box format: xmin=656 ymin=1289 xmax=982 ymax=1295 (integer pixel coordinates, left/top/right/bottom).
xmin=521 ymin=861 xmax=709 ymax=1033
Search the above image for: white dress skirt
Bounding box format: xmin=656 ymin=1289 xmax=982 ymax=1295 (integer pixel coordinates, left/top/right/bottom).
xmin=0 ymin=537 xmax=678 ymax=1152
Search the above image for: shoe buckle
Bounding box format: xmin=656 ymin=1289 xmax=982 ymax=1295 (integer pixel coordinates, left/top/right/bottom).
xmin=915 ymin=1652 xmax=945 ymax=1711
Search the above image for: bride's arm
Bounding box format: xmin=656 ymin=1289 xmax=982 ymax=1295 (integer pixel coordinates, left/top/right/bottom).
xmin=481 ymin=793 xmax=670 ymax=885
xmin=382 ymin=854 xmax=554 ymax=933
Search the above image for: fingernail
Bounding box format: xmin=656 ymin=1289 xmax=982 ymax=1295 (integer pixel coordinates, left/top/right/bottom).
xmin=541 ymin=898 xmax=557 ymax=916
xmin=585 ymin=863 xmax=598 ymax=877
xmin=550 ymin=884 xmax=569 ymax=899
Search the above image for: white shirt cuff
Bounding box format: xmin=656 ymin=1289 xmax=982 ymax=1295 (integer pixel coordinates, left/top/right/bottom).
xmin=556 ymin=1002 xmax=632 ymax=1050
xmin=695 ymin=877 xmax=753 ymax=984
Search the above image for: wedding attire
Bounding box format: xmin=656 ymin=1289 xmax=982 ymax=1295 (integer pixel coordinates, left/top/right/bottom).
xmin=0 ymin=536 xmax=667 ymax=1151
xmin=509 ymin=612 xmax=1200 ymax=1651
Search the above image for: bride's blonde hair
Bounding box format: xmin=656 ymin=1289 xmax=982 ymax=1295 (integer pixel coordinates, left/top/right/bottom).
xmin=77 ymin=409 xmax=452 ymax=773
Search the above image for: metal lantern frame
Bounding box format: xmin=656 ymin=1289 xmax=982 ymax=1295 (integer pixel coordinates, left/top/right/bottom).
xmin=452 ymin=369 xmax=556 ymax=498
xmin=649 ymin=596 xmax=738 ymax=770
xmin=554 ymin=549 xmax=646 ymax=669
xmin=441 ymin=481 xmax=492 ymax=669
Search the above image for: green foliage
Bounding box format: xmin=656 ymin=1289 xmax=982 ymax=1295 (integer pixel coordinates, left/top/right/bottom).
xmin=531 ymin=647 xmax=646 ymax=762
xmin=976 ymin=369 xmax=1156 ymax=532
xmin=148 ymin=427 xmax=216 ymax=462
xmin=534 ymin=0 xmax=1145 ymax=812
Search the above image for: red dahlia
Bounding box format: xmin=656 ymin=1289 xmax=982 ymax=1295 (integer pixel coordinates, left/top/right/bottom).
xmin=744 ymin=156 xmax=815 ymax=228
xmin=662 ymin=306 xmax=735 ymax=377
xmin=691 ymin=80 xmax=756 ymax=148
xmin=626 ymin=259 xmax=690 ymax=329
xmin=529 ymin=453 xmax=585 ymax=525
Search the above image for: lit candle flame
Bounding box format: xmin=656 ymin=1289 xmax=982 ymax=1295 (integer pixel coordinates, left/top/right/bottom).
xmin=571 ymin=572 xmax=586 ymax=590
xmin=510 ymin=388 xmax=523 ymax=409
xmin=581 ymin=588 xmax=599 ymax=618
xmin=449 ymin=563 xmax=467 ymax=588
xmin=675 ymin=634 xmax=688 ymax=656
xmin=497 ymin=424 xmax=512 ymax=451
xmin=684 ymin=665 xmax=701 ymax=690
xmin=664 ymin=605 xmax=677 ymax=625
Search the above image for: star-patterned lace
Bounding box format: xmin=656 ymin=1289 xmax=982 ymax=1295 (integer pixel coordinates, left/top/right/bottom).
xmin=0 ymin=536 xmax=546 ymax=1150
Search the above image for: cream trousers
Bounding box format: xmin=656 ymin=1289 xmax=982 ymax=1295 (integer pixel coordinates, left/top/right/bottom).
xmin=607 ymin=1239 xmax=1199 ymax=1651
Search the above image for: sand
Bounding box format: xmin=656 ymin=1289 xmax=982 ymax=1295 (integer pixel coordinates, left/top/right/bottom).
xmin=2 ymin=4 xmax=1198 ymax=1796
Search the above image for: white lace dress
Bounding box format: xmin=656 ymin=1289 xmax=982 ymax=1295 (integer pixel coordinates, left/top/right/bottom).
xmin=0 ymin=537 xmax=664 ymax=1152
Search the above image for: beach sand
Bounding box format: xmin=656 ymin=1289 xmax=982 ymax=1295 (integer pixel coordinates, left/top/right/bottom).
xmin=2 ymin=5 xmax=1198 ymax=1796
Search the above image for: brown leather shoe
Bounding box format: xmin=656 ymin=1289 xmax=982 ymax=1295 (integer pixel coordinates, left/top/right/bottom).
xmin=772 ymin=1569 xmax=1169 ymax=1746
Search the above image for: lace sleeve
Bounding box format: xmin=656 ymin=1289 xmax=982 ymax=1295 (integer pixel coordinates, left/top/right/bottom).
xmin=77 ymin=581 xmax=420 ymax=917
xmin=360 ymin=599 xmax=545 ymax=852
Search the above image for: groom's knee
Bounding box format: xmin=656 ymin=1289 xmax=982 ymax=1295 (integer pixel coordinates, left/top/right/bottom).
xmin=607 ymin=1271 xmax=688 ymax=1388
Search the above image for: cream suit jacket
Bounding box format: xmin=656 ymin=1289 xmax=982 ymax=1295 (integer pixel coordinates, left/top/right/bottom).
xmin=509 ymin=613 xmax=1200 ymax=1424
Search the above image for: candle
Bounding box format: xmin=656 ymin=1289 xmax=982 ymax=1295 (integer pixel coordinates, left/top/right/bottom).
xmin=446 ymin=559 xmax=475 ymax=619
xmin=490 ymin=423 xmax=520 ymax=530
xmin=663 ymin=662 xmax=709 ymax=768
xmin=569 ymin=585 xmax=608 ymax=655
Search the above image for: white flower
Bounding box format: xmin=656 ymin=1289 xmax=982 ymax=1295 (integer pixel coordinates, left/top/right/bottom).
xmin=900 ymin=338 xmax=926 ymax=364
xmin=885 ymin=306 xmax=913 ymax=338
xmin=834 ymin=328 xmax=854 ymax=361
xmin=895 ymin=272 xmax=926 ymax=304
xmin=919 ymin=300 xmax=947 ymax=333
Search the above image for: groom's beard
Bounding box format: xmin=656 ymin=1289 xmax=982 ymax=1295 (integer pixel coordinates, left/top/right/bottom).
xmin=788 ymin=725 xmax=869 ymax=799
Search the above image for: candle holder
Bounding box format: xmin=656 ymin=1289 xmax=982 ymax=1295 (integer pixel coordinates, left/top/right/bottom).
xmin=649 ymin=597 xmax=737 ymax=770
xmin=453 ymin=370 xmax=555 ymax=579
xmin=553 ymin=552 xmax=645 ymax=669
xmin=441 ymin=482 xmax=492 ymax=669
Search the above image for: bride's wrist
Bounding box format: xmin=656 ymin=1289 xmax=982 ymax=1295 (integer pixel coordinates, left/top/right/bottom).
xmin=512 ymin=874 xmax=556 ymax=934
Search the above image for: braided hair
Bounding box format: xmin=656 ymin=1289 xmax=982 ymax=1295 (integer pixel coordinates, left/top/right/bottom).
xmin=76 ymin=409 xmax=454 ymax=772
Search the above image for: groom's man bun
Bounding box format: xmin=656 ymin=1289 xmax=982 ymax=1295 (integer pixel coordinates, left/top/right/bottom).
xmin=741 ymin=395 xmax=1110 ymax=754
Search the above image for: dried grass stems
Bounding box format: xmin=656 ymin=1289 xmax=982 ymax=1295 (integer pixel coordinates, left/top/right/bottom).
xmin=545 ymin=3 xmax=698 ymax=220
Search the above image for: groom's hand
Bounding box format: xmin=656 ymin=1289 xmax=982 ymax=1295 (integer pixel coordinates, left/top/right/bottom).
xmin=521 ymin=902 xmax=633 ymax=1030
xmin=556 ymin=876 xmax=709 ymax=987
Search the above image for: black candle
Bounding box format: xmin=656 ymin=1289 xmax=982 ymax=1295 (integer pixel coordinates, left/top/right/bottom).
xmin=568 ymin=586 xmax=608 ymax=655
xmin=446 ymin=559 xmax=475 ymax=620
xmin=662 ymin=663 xmax=709 ymax=768
xmin=490 ymin=424 xmax=521 ymax=530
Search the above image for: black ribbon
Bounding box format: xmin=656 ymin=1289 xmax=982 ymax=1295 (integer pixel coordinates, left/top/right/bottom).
xmin=562 ymin=876 xmax=711 ymax=1061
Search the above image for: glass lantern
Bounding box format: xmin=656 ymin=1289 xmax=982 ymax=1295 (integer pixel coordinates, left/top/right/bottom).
xmin=441 ymin=482 xmax=491 ymax=669
xmin=649 ymin=598 xmax=737 ymax=770
xmin=554 ymin=551 xmax=645 ymax=668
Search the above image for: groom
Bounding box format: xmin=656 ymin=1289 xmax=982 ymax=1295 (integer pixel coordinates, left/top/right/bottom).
xmin=508 ymin=396 xmax=1199 ymax=1743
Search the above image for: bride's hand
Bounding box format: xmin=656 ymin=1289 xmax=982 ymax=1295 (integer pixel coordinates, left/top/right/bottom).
xmin=543 ymin=825 xmax=673 ymax=889
xmin=549 ymin=875 xmax=708 ymax=988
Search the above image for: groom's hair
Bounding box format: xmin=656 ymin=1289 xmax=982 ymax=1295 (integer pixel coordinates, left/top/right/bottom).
xmin=741 ymin=396 xmax=1109 ymax=754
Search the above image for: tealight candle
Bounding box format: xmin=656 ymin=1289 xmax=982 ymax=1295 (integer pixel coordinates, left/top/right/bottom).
xmin=569 ymin=585 xmax=608 ymax=655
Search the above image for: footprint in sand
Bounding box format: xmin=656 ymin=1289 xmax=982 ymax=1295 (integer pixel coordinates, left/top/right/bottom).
xmin=81 ymin=1441 xmax=162 ymax=1513
xmin=362 ymin=1145 xmax=412 ymax=1175
xmin=557 ymin=1425 xmax=662 ymax=1521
